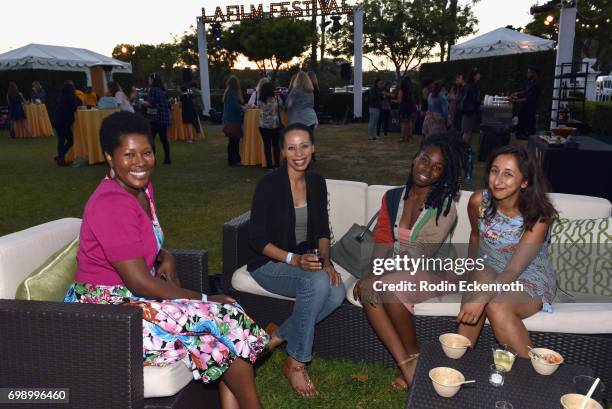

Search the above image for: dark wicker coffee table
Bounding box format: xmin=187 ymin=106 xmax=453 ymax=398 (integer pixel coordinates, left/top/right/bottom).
xmin=405 ymin=342 xmax=595 ymax=409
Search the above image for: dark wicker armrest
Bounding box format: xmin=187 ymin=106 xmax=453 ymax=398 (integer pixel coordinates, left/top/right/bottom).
xmin=169 ymin=249 xmax=209 ymax=294
xmin=0 ymin=299 xmax=144 ymax=409
xmin=222 ymin=211 xmax=255 ymax=293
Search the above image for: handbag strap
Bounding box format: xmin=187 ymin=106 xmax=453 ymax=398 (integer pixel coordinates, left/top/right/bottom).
xmin=357 ymin=210 xmax=380 ymax=241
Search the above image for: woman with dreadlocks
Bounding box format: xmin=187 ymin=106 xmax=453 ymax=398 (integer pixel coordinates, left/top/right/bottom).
xmin=352 ymin=133 xmax=468 ymax=390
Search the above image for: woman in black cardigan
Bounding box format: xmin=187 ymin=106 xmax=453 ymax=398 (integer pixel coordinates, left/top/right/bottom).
xmin=248 ymin=123 xmax=344 ymax=398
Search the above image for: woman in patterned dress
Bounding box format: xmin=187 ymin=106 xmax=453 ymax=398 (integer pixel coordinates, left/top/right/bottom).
xmin=458 ymin=145 xmax=558 ymax=358
xmin=64 ymin=111 xmax=268 ymax=409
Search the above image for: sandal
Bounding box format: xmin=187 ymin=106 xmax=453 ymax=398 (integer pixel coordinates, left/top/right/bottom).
xmin=283 ymin=361 xmax=319 ymax=398
xmin=391 ymin=354 xmax=420 ymax=391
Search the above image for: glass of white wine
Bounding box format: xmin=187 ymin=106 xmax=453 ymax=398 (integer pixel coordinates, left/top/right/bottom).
xmin=492 ymin=343 xmax=517 ymax=373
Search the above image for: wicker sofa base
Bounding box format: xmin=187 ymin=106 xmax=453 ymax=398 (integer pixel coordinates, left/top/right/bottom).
xmin=231 ymin=290 xmax=612 ymax=402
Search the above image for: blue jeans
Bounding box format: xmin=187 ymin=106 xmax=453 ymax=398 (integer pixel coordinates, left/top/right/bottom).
xmin=368 ymin=107 xmax=381 ymax=136
xmin=250 ymin=261 xmax=346 ymax=362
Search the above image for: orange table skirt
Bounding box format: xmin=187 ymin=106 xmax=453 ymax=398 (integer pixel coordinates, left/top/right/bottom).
xmin=14 ymin=104 xmax=54 ymax=137
xmin=66 ymin=109 xmax=118 ymax=165
xmin=240 ymin=109 xmax=287 ymax=167
xmin=169 ymin=104 xmax=204 ymax=141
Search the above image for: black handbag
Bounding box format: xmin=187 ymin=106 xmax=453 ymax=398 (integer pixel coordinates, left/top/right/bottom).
xmin=330 ymin=211 xmax=380 ymax=279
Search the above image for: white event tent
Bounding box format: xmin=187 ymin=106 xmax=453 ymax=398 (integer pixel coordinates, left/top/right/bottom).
xmin=0 ymin=43 xmax=131 ymax=94
xmin=450 ymin=27 xmax=555 ymax=61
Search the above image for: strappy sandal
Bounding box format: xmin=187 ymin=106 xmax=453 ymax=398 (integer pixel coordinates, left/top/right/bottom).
xmin=390 ymin=354 xmax=420 ymax=391
xmin=283 ymin=361 xmax=319 ymax=398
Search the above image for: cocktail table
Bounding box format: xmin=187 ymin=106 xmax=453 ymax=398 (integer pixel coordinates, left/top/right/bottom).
xmin=405 ymin=342 xmax=595 ymax=409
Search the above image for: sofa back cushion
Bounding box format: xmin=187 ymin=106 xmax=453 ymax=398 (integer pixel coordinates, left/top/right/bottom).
xmin=549 ymin=217 xmax=611 ymax=296
xmin=14 ymin=238 xmax=79 ymax=301
xmin=326 ymin=179 xmax=368 ymax=244
xmin=0 ymin=218 xmax=81 ymax=299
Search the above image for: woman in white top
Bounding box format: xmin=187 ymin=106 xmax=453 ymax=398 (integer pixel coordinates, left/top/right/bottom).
xmin=108 ymin=81 xmax=134 ymax=113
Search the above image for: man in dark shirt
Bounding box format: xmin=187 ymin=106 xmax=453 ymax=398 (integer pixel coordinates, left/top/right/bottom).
xmin=511 ymin=67 xmax=541 ymax=138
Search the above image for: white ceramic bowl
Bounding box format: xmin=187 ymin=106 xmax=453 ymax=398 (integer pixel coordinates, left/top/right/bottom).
xmin=429 ymin=367 xmax=465 ymax=398
xmin=528 ymin=347 xmax=564 ymax=375
xmin=439 ymin=333 xmax=471 ymax=359
xmin=560 ymin=393 xmax=604 ymax=409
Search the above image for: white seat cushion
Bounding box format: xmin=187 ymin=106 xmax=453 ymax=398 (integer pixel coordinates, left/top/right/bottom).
xmin=143 ymin=359 xmax=192 ymax=398
xmin=232 ymin=263 xmax=357 ymax=301
xmin=348 ymin=288 xmax=612 ymax=334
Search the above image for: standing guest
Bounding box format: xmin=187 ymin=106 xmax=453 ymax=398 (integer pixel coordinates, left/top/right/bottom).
xmin=307 ymin=71 xmax=320 ymax=114
xmin=458 ymin=145 xmax=558 ymax=359
xmin=84 ymin=86 xmax=98 ymax=108
xmin=460 ymin=68 xmax=482 ymax=143
xmin=377 ymin=81 xmax=393 ymax=137
xmin=395 ymin=75 xmax=416 ymax=143
xmin=286 ymin=71 xmax=318 ymax=135
xmin=248 ymin=123 xmax=344 ymax=397
xmin=31 ymin=81 xmax=46 ymax=104
xmin=190 ymin=81 xmax=204 ymax=118
xmin=287 ymin=73 xmax=298 ymax=94
xmin=367 ymin=79 xmax=384 ymax=141
xmin=447 ymin=74 xmax=465 ymax=132
xmin=222 ymin=75 xmax=245 ymax=166
xmin=414 ymin=79 xmax=433 ymax=137
xmin=511 ymin=67 xmax=541 ymax=139
xmin=74 ymin=84 xmax=86 ymax=105
xmin=6 ymin=82 xmax=30 ymax=138
xmin=422 ymin=80 xmax=449 ymax=138
xmin=143 ymin=73 xmax=171 ymax=165
xmin=247 ymin=78 xmax=269 ymax=107
xmin=179 ymin=86 xmax=201 ymax=142
xmin=460 ymin=68 xmax=481 ymax=182
xmin=258 ymin=81 xmax=284 ymax=169
xmin=53 ymin=81 xmax=80 ymax=166
xmin=64 ymin=111 xmax=268 ymax=408
xmin=107 ymin=81 xmax=134 ymax=113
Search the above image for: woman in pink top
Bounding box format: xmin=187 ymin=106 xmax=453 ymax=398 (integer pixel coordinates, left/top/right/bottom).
xmin=64 ymin=111 xmax=268 ymax=409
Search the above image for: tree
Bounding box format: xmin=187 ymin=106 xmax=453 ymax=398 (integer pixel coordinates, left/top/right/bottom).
xmin=172 ymin=26 xmax=239 ymax=88
xmin=112 ymin=43 xmax=180 ymax=86
xmin=525 ymin=0 xmax=612 ymax=73
xmin=428 ymin=0 xmax=480 ymax=62
xmin=326 ymin=0 xmax=478 ymax=81
xmin=224 ymin=18 xmax=314 ymax=80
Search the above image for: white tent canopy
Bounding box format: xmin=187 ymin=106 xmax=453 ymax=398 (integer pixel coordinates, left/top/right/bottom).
xmin=0 ymin=43 xmax=131 ymax=73
xmin=450 ymin=27 xmax=554 ymax=61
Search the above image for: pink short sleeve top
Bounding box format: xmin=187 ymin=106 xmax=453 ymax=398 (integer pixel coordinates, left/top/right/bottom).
xmin=75 ymin=179 xmax=159 ymax=286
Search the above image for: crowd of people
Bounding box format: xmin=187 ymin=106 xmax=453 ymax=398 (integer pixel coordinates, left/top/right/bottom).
xmin=222 ymin=70 xmax=320 ymax=168
xmin=66 ymin=107 xmax=559 ymax=406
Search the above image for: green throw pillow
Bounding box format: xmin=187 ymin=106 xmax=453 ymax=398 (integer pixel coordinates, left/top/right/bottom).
xmin=15 ymin=238 xmax=79 ymax=301
xmin=548 ymin=218 xmax=611 ymax=296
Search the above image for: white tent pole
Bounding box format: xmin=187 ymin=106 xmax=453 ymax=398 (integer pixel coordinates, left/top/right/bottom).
xmin=353 ymin=4 xmax=364 ymax=119
xmin=550 ymin=4 xmax=577 ymax=128
xmin=197 ymin=17 xmax=212 ymax=116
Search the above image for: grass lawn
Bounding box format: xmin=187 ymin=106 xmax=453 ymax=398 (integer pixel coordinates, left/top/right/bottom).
xmin=0 ymin=124 xmax=485 ymax=408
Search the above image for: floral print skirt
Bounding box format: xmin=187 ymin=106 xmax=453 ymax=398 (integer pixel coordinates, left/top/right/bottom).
xmin=64 ymin=282 xmax=269 ymax=383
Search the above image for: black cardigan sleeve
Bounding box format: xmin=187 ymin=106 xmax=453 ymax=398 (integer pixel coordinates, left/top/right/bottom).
xmin=249 ymin=177 xmax=271 ymax=254
xmin=316 ymin=176 xmax=330 ymax=240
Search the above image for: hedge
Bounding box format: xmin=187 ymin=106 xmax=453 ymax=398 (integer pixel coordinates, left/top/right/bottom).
xmin=591 ymin=103 xmax=612 ymax=136
xmin=0 ymin=70 xmax=87 ymax=121
xmin=419 ymin=50 xmax=556 ymax=130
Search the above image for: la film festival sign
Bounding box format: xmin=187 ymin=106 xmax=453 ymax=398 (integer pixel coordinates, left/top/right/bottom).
xmin=202 ymin=0 xmax=353 ymax=22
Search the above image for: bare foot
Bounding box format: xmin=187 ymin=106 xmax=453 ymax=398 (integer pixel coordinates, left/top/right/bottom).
xmin=264 ymin=323 xmax=285 ymax=352
xmin=282 ymin=357 xmax=318 ymax=398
